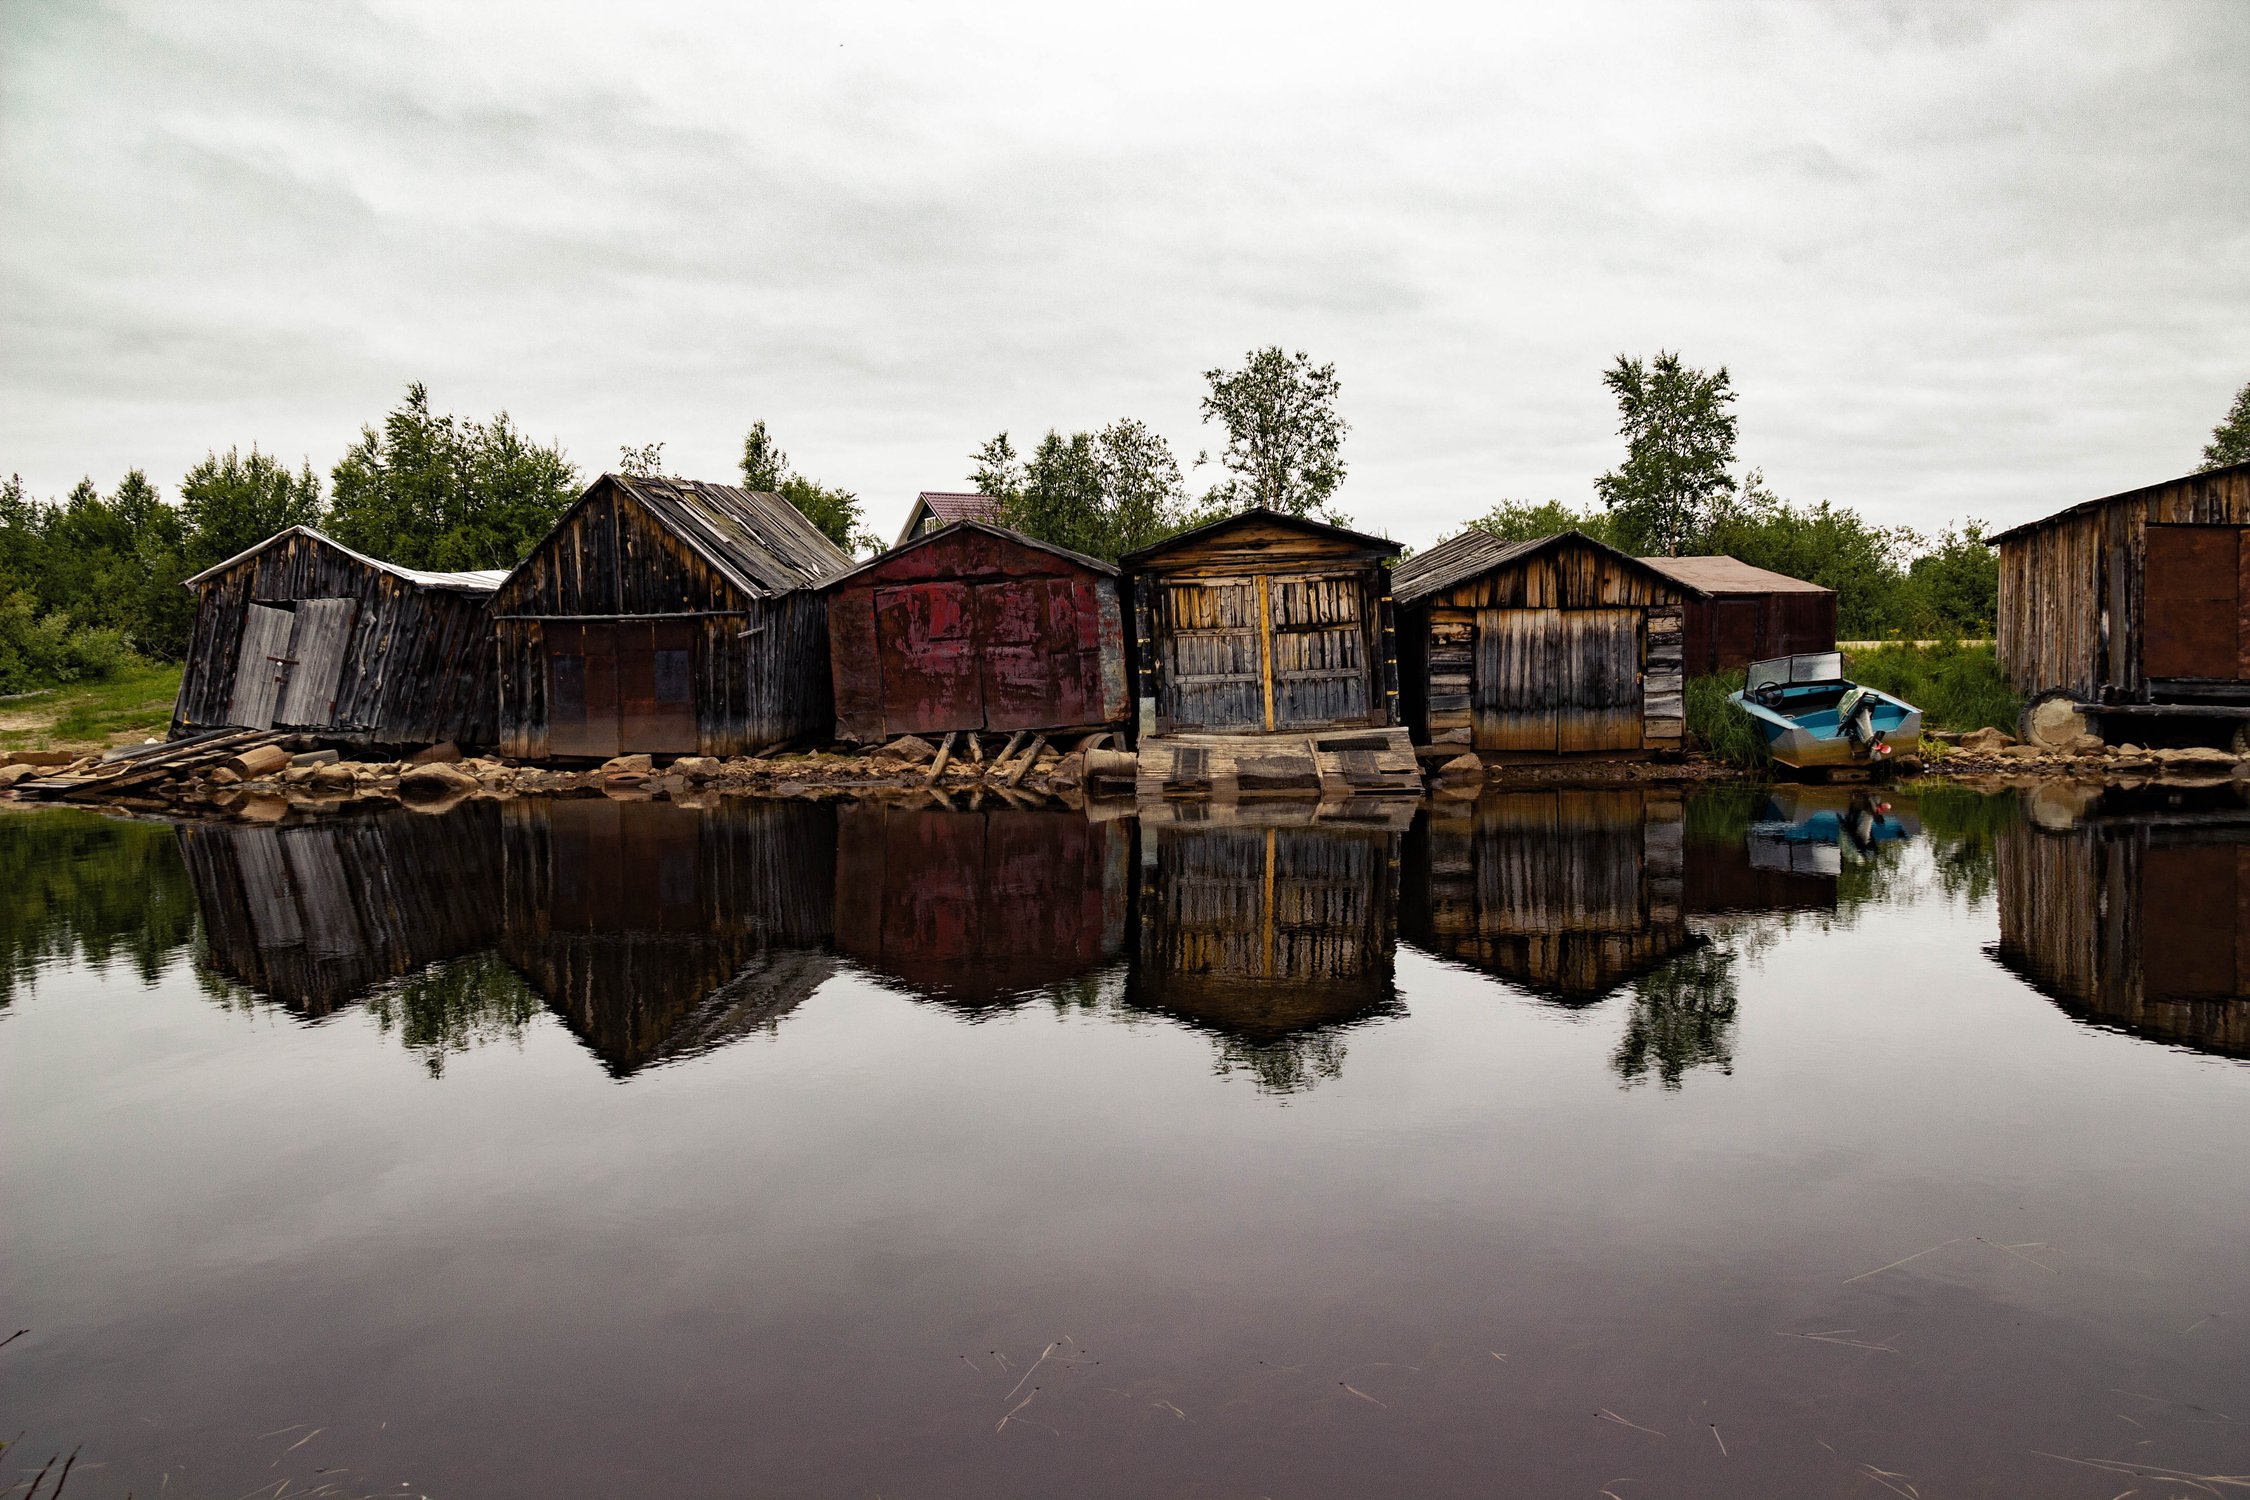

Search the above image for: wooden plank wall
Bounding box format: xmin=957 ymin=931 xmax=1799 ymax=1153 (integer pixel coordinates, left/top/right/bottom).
xmin=1404 ymin=539 xmax=1683 ymax=753
xmin=173 ymin=533 xmax=499 ymax=746
xmin=493 ymin=484 xmax=831 ymax=757
xmin=1998 ymin=468 xmax=2250 ymax=702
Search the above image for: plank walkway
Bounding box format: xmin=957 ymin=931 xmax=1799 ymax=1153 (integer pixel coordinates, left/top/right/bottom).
xmin=1134 ymin=727 xmax=1422 ymax=801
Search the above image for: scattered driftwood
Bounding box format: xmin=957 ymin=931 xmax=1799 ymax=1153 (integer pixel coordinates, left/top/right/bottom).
xmin=1004 ymin=734 xmax=1047 ymax=788
xmin=926 ymin=731 xmax=957 ymax=783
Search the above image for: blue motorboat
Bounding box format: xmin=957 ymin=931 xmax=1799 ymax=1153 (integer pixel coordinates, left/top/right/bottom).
xmin=1727 ymin=652 xmax=1922 ymax=771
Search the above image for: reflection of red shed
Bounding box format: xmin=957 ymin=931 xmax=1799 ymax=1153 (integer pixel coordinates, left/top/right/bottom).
xmin=1638 ymin=556 xmax=1835 ymax=677
xmin=824 ymin=521 xmax=1132 ymax=742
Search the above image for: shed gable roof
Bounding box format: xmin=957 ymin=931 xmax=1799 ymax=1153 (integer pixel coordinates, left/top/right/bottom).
xmin=826 ymin=519 xmax=1117 ymax=591
xmin=610 ymin=475 xmax=855 ymax=597
xmin=182 ymin=525 xmax=510 ymax=593
xmin=1637 ymin=555 xmax=1831 ymax=597
xmin=1988 ymin=458 xmax=2250 ymax=544
xmin=1390 ymin=528 xmax=1678 ymax=604
xmin=1118 ymin=506 xmax=1397 ymax=568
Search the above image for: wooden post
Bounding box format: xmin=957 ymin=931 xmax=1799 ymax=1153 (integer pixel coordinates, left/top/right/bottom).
xmin=995 ymin=731 xmax=1027 ymax=775
xmin=1004 ymin=734 xmax=1046 ymax=787
xmin=926 ymin=731 xmax=957 ymax=783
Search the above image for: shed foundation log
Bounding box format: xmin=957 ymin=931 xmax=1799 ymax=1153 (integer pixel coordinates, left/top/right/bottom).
xmin=995 ymin=731 xmax=1028 ymax=774
xmin=1004 ymin=734 xmax=1047 ymax=787
xmin=925 ymin=731 xmax=958 ymax=783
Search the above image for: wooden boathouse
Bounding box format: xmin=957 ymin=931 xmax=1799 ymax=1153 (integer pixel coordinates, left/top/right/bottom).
xmin=172 ymin=527 xmax=505 ymax=747
xmin=1993 ymin=460 xmax=2250 ymax=745
xmin=1637 ymin=555 xmax=1835 ymax=676
xmin=491 ymin=475 xmax=854 ymax=760
xmin=824 ymin=520 xmax=1132 ymax=747
xmin=1392 ymin=529 xmax=1687 ymax=756
xmin=1123 ymin=509 xmax=1420 ymax=796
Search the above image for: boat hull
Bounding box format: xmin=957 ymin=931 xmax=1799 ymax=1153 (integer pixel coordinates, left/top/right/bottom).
xmin=1729 ymin=692 xmax=1923 ymax=771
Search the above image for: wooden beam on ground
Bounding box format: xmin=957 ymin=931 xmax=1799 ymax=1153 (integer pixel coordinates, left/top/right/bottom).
xmin=925 ymin=731 xmax=957 ymax=783
xmin=1004 ymin=734 xmax=1046 ymax=787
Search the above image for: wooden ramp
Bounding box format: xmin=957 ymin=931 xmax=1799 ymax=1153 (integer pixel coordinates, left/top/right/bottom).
xmin=1136 ymin=728 xmax=1422 ymax=800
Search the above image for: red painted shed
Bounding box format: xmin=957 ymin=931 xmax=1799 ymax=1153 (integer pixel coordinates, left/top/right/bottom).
xmin=825 ymin=520 xmax=1132 ymax=743
xmin=1637 ymin=555 xmax=1835 ymax=676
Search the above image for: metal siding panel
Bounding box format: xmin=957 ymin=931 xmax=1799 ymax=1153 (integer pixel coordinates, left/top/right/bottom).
xmin=874 ymin=581 xmax=981 ymax=735
xmin=2144 ymin=525 xmax=2243 ymax=680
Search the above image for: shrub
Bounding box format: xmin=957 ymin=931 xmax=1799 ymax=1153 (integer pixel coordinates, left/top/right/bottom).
xmin=1844 ymin=640 xmax=2019 ymax=732
xmin=1685 ymin=670 xmax=1770 ymax=768
xmin=0 ymin=591 xmax=131 ymax=694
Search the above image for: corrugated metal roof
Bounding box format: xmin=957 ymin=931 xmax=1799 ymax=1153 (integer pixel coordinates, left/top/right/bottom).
xmin=918 ymin=491 xmax=1000 ymax=522
xmin=611 ymin=474 xmax=856 ymax=598
xmin=1988 ymin=457 xmax=2250 ymax=544
xmin=824 ymin=518 xmax=1118 ymax=591
xmin=1639 ymin=555 xmax=1831 ymax=596
xmin=182 ymin=526 xmax=510 ymax=593
xmin=1118 ymin=506 xmax=1398 ymax=568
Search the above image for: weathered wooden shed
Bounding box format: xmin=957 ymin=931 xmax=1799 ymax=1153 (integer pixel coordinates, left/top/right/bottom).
xmin=491 ymin=474 xmax=854 ymax=760
xmin=824 ymin=520 xmax=1131 ymax=744
xmin=1392 ymin=530 xmax=1687 ymax=755
xmin=1123 ymin=508 xmax=1400 ymax=736
xmin=1637 ymin=555 xmax=1836 ymax=677
xmin=1993 ymin=461 xmax=2250 ymax=740
xmin=172 ymin=527 xmax=505 ymax=746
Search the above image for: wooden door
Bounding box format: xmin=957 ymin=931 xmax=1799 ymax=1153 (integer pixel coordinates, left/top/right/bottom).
xmin=227 ymin=604 xmax=296 ymax=729
xmin=618 ymin=620 xmax=699 ymax=753
xmin=1158 ymin=578 xmax=1263 ymax=732
xmin=875 ymin=582 xmax=980 ymax=735
xmin=1556 ymin=609 xmax=1643 ymax=752
xmin=976 ymin=579 xmax=1093 ymax=733
xmin=1473 ymin=608 xmax=1561 ymax=751
xmin=2143 ymin=525 xmax=2248 ymax=681
xmin=1270 ymin=573 xmax=1370 ymax=729
xmin=275 ymin=598 xmax=357 ymax=728
xmin=547 ymin=623 xmax=621 ymax=759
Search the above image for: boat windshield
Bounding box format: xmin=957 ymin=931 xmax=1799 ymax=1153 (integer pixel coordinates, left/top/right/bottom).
xmin=1745 ymin=652 xmax=1845 ymax=691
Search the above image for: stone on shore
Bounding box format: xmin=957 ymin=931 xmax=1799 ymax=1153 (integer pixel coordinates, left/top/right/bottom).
xmin=599 ymin=754 xmax=653 ymax=780
xmin=399 ymin=761 xmax=478 ymax=796
xmin=1957 ymin=726 xmax=2016 ymax=754
xmin=881 ymin=735 xmax=938 ymax=765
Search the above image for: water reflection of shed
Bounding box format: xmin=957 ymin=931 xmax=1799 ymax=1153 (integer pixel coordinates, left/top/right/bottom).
xmin=1994 ymin=796 xmax=2250 ymax=1058
xmin=832 ymin=802 xmax=1131 ymax=1008
xmin=1401 ymin=790 xmax=1695 ymax=1003
xmin=172 ymin=527 xmax=505 ymax=746
xmin=824 ymin=522 xmax=1132 ymax=745
xmin=491 ymin=475 xmax=855 ymax=760
xmin=499 ymin=799 xmax=837 ymax=1074
xmin=180 ymin=803 xmax=505 ymax=1014
xmin=1127 ymin=803 xmax=1405 ymax=1037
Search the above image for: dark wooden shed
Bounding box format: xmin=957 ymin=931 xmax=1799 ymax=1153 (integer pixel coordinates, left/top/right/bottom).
xmin=491 ymin=474 xmax=854 ymax=760
xmin=1393 ymin=529 xmax=1687 ymax=755
xmin=172 ymin=526 xmax=505 ymax=747
xmin=1637 ymin=555 xmax=1835 ymax=677
xmin=1993 ymin=461 xmax=2250 ymax=737
xmin=824 ymin=520 xmax=1131 ymax=744
xmin=1123 ymin=508 xmax=1399 ymax=736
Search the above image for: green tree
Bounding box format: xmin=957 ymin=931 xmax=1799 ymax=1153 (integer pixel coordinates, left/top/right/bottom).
xmin=1197 ymin=346 xmax=1348 ymax=518
xmin=975 ymin=420 xmax=1187 ymax=561
xmin=618 ymin=441 xmax=666 ymax=477
xmin=178 ymin=447 xmax=325 ymax=574
xmin=1595 ymin=351 xmax=1739 ymax=555
xmin=1900 ymin=522 xmax=1999 ymax=636
xmin=735 ymin=419 xmax=869 ymax=553
xmin=2202 ymin=379 xmax=2250 ymax=471
xmin=1456 ymin=498 xmax=1622 ymax=547
xmin=327 ymin=383 xmax=579 ymax=571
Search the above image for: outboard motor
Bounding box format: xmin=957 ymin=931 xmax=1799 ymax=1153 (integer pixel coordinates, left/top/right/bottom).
xmin=1836 ymin=686 xmax=1889 ymax=760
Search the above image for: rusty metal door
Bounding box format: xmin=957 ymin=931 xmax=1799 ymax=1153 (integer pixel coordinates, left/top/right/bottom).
xmin=227 ymin=604 xmax=295 ymax=729
xmin=1556 ymin=610 xmax=1643 ymax=752
xmin=1473 ymin=608 xmax=1561 ymax=751
xmin=618 ymin=620 xmax=699 ymax=753
xmin=2143 ymin=525 xmax=2247 ymax=681
xmin=1270 ymin=573 xmax=1370 ymax=728
xmin=875 ymin=583 xmax=980 ymax=735
xmin=547 ymin=623 xmax=621 ymax=758
xmin=976 ymin=579 xmax=1087 ymax=732
xmin=275 ymin=598 xmax=357 ymax=728
xmin=1157 ymin=578 xmax=1263 ymax=732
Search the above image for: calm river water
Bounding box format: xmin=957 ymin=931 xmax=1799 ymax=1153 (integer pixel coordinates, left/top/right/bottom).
xmin=3 ymin=784 xmax=2246 ymax=1498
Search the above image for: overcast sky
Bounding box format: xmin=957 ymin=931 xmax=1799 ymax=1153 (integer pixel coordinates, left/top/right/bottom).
xmin=3 ymin=1 xmax=2245 ymax=548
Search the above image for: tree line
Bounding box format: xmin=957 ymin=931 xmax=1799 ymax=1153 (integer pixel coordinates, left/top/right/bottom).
xmin=4 ymin=356 xmax=2243 ymax=694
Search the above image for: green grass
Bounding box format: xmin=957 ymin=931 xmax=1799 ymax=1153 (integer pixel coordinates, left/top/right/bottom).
xmin=1685 ymin=670 xmax=1770 ymax=768
xmin=0 ymin=661 xmax=182 ymax=752
xmin=1843 ymin=640 xmax=2019 ymax=732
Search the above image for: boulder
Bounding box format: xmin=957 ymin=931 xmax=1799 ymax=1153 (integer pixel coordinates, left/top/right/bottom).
xmin=1997 ymin=745 xmax=2042 ymax=760
xmin=600 ymin=754 xmax=653 ymax=780
xmin=2155 ymin=745 xmax=2237 ymax=767
xmin=671 ymin=756 xmax=721 ymax=781
xmin=407 ymin=741 xmax=462 ymax=765
xmin=1436 ymin=752 xmax=1484 ymax=783
xmin=881 ymin=735 xmax=938 ymax=766
xmin=310 ymin=762 xmax=359 ymax=791
xmin=2020 ymin=695 xmax=2088 ymax=750
xmin=0 ymin=763 xmax=38 ymax=789
xmin=2067 ymin=733 xmax=2105 ymax=755
xmin=1957 ymin=726 xmax=2016 ymax=755
xmin=399 ymin=761 xmax=479 ymax=796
